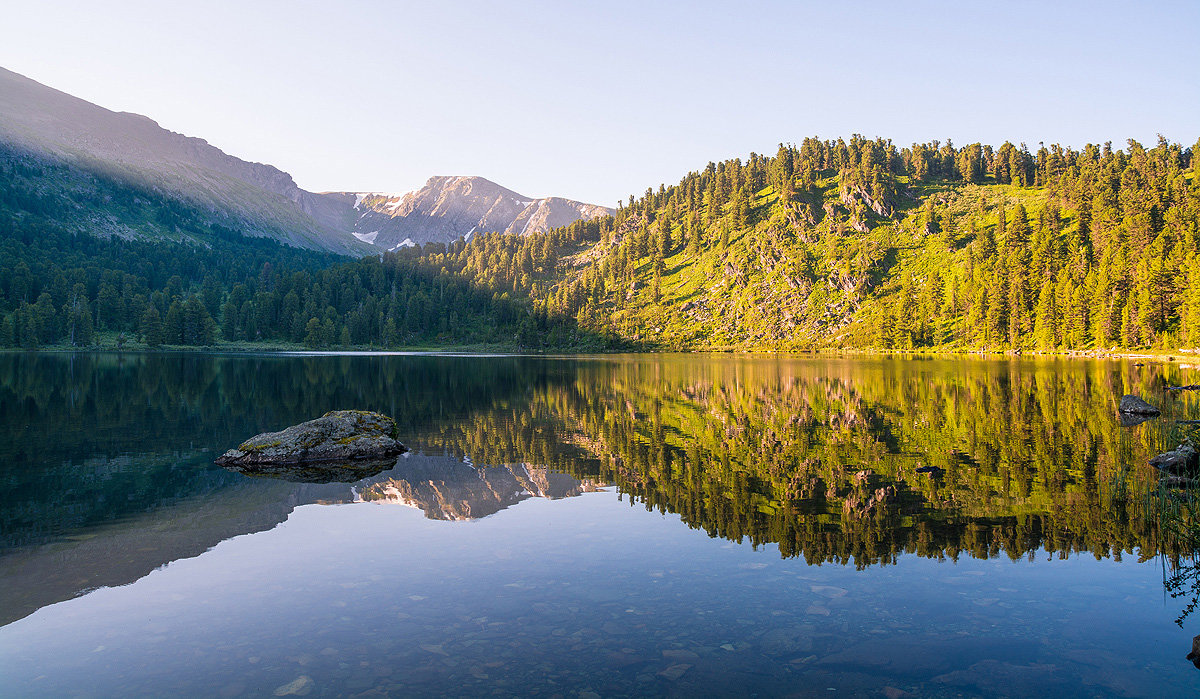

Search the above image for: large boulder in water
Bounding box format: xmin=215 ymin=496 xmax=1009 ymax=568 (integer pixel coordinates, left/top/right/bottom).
xmin=1118 ymin=395 xmax=1160 ymax=415
xmin=215 ymin=410 xmax=407 ymax=471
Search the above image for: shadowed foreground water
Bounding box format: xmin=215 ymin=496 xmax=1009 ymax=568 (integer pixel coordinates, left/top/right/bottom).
xmin=2 ymin=352 xmax=1200 ymax=697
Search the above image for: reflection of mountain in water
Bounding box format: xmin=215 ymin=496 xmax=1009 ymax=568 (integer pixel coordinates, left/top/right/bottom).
xmin=0 ymin=452 xmax=599 ymax=627
xmin=355 ymin=455 xmax=605 ymax=519
xmin=8 ymin=353 xmax=1200 ymax=625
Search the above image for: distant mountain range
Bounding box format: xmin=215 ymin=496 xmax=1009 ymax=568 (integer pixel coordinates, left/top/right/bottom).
xmin=0 ymin=67 xmax=611 ymax=255
xmin=324 ymin=176 xmax=613 ymax=251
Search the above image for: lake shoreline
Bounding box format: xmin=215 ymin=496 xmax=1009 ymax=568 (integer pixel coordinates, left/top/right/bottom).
xmin=4 ymin=342 xmax=1198 ymax=361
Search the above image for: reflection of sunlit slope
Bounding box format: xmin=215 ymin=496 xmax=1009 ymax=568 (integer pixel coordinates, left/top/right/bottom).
xmin=354 ymin=455 xmax=605 ymax=520
xmin=5 ymin=352 xmax=1200 ymax=572
xmin=414 ymin=357 xmax=1193 ymax=566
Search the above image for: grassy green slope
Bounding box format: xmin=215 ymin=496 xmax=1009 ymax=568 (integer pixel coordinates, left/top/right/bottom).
xmin=560 ymin=178 xmax=1074 ymax=349
xmin=472 ymin=137 xmax=1200 ymax=352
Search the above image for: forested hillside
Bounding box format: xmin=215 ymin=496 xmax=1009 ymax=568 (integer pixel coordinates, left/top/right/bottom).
xmin=425 ymin=135 xmax=1200 ymax=351
xmin=0 ymin=145 xmax=610 ymax=350
xmin=2 ymin=136 xmax=1197 ymax=352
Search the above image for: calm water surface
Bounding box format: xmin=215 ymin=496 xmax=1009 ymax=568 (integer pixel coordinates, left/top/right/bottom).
xmin=2 ymin=352 xmax=1200 ymax=697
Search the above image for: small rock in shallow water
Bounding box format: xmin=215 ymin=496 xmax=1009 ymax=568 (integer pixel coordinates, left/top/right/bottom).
xmin=758 ymin=626 xmax=815 ymax=655
xmin=657 ymin=663 xmax=691 ymax=680
xmin=811 ymin=585 xmax=847 ymax=598
xmin=273 ymin=675 xmax=314 ymax=696
xmin=1161 ymin=475 xmax=1197 ymax=488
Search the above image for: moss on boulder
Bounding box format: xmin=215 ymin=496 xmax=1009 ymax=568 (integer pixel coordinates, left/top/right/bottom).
xmin=216 ymin=410 xmax=406 ymax=469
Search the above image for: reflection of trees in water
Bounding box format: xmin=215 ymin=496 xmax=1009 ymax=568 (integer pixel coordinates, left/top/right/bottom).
xmin=1155 ymin=487 xmax=1200 ymax=627
xmin=0 ymin=352 xmax=577 ymax=549
xmin=418 ymin=357 xmax=1199 ymax=565
xmin=4 ymin=352 xmax=1199 ymax=565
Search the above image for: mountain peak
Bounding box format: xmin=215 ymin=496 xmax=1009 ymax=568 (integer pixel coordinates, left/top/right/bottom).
xmin=0 ymin=66 xmax=611 ymax=255
xmin=326 ymin=176 xmax=612 ymax=250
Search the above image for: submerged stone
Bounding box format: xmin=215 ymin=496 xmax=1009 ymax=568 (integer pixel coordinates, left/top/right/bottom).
xmin=273 ymin=675 xmax=314 ymax=696
xmin=215 ymin=410 xmax=407 ymax=475
xmin=1118 ymin=395 xmax=1160 ymax=416
xmin=1161 ymin=475 xmax=1197 ymax=489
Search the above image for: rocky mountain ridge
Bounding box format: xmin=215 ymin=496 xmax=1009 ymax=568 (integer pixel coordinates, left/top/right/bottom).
xmin=0 ymin=66 xmax=611 ymax=255
xmin=322 ymin=176 xmax=613 ymax=250
xmin=0 ymin=66 xmax=365 ymax=254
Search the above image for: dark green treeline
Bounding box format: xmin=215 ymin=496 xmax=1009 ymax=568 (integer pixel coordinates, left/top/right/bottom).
xmin=0 ymin=145 xmax=615 ymax=350
xmin=4 ymin=137 xmax=1198 ymax=351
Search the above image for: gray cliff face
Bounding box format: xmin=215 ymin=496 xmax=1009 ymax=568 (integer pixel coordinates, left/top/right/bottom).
xmin=325 ymin=176 xmax=614 ymax=250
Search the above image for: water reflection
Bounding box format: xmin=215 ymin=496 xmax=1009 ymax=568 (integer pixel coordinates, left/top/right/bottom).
xmin=3 ymin=352 xmax=1200 ymax=696
xmin=356 ymin=456 xmax=608 ymax=520
xmin=2 ymin=352 xmax=1195 ymax=570
xmin=222 ymin=456 xmax=402 ymax=484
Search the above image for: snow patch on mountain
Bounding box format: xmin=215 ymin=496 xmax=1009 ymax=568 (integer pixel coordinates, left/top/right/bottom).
xmin=340 ymin=176 xmax=613 ymax=249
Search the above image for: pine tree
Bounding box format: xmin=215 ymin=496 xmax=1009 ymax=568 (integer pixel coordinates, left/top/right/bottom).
xmin=141 ymin=305 xmax=164 ymax=347
xmin=1032 ymin=281 xmax=1057 ymax=349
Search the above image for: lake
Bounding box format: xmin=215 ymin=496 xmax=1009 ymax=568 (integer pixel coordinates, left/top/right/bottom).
xmin=2 ymin=352 xmax=1200 ymax=697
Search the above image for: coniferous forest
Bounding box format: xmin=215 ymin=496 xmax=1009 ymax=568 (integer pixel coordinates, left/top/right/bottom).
xmin=1 ymin=136 xmax=1198 ymax=351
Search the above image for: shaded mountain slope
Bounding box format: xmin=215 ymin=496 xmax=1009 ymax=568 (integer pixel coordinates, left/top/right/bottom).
xmin=0 ymin=68 xmax=611 ymax=255
xmin=0 ymin=67 xmax=366 ymax=254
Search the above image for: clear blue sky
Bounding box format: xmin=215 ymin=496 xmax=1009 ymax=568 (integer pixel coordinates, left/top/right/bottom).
xmin=2 ymin=0 xmax=1197 ymax=206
